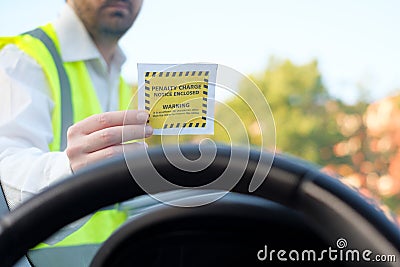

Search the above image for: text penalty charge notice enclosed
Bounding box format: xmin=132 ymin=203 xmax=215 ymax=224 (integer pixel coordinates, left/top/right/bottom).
xmin=138 ymin=63 xmax=217 ymax=135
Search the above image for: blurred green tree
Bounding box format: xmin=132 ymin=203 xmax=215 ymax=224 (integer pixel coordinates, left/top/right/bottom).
xmin=224 ymin=58 xmax=342 ymax=165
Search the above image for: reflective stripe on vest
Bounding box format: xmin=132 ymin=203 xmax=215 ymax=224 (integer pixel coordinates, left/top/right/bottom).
xmin=0 ymin=24 xmax=134 ymax=247
xmin=26 ymin=27 xmax=73 ymax=151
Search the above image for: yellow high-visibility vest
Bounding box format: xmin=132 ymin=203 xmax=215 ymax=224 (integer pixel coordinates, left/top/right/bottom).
xmin=0 ymin=23 xmax=133 ymax=248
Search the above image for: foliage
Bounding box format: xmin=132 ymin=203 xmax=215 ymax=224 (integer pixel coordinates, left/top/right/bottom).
xmin=224 ymin=58 xmax=343 ymax=165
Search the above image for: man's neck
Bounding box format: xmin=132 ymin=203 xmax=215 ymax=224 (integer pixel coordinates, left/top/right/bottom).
xmin=91 ymin=34 xmax=119 ymax=66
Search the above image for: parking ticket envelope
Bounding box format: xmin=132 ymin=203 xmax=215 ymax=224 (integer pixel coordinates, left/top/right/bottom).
xmin=138 ymin=63 xmax=217 ymax=135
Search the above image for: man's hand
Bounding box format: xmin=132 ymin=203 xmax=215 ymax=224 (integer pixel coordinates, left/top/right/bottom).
xmin=66 ymin=110 xmax=152 ymax=172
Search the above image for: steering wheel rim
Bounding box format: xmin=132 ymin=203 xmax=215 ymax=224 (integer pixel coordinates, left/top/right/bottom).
xmin=0 ymin=144 xmax=399 ymax=266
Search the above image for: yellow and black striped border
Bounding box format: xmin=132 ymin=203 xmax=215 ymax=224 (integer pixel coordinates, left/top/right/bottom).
xmin=145 ymin=71 xmax=209 ymax=129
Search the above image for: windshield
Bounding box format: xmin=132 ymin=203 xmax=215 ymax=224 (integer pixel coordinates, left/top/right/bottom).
xmin=2 ymin=1 xmax=399 ymax=266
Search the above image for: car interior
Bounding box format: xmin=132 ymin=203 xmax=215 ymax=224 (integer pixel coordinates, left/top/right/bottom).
xmin=0 ymin=144 xmax=399 ymax=267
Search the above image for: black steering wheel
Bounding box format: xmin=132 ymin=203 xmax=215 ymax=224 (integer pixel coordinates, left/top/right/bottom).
xmin=0 ymin=144 xmax=399 ymax=267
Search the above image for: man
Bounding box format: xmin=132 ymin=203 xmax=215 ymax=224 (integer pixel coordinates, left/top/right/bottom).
xmin=0 ymin=0 xmax=152 ymax=209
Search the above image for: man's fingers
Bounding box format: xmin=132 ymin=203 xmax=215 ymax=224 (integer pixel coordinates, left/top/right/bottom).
xmin=74 ymin=110 xmax=149 ymax=135
xmin=86 ymin=142 xmax=147 ymax=166
xmin=66 ymin=110 xmax=152 ymax=173
xmin=83 ymin=124 xmax=153 ymax=152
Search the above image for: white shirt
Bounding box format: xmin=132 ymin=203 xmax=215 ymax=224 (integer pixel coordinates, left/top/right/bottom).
xmin=0 ymin=4 xmax=126 ymax=209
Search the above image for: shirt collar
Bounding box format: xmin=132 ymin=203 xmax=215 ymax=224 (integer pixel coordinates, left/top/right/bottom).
xmin=52 ymin=4 xmax=126 ymax=67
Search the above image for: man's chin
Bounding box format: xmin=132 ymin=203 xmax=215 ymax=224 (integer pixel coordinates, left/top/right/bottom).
xmin=100 ymin=21 xmax=133 ymax=37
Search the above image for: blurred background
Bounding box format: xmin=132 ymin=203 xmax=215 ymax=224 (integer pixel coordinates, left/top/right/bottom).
xmin=1 ymin=0 xmax=400 ymax=222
